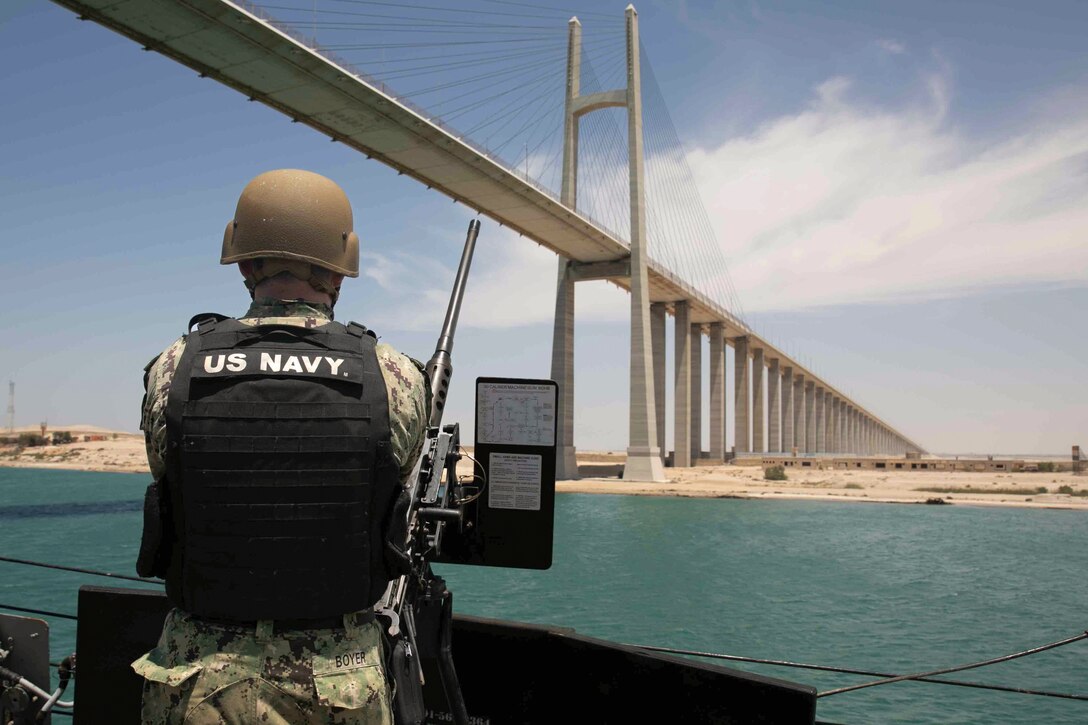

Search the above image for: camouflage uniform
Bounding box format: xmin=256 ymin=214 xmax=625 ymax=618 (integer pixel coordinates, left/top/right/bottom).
xmin=133 ymin=299 xmax=428 ymax=725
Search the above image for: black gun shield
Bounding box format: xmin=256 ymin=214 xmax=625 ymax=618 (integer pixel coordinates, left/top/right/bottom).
xmin=435 ymin=377 xmax=557 ymax=569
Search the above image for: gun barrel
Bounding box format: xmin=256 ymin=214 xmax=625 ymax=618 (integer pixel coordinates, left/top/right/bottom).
xmin=425 ymin=219 xmax=480 ymax=427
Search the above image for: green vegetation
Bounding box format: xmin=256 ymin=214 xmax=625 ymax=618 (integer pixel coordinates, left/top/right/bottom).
xmin=764 ymin=465 xmax=787 ymax=481
xmin=915 ymin=486 xmax=1045 ymax=496
xmin=844 ymin=483 xmax=863 ymax=490
xmin=1037 ymin=461 xmax=1056 ymax=473
xmin=1056 ymin=485 xmax=1088 ymax=497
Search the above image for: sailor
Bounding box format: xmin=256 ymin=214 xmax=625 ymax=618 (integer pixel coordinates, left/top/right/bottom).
xmin=131 ymin=169 xmax=427 ymax=724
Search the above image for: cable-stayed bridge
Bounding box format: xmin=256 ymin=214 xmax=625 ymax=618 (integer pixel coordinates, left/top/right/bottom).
xmin=53 ymin=0 xmax=925 ymax=481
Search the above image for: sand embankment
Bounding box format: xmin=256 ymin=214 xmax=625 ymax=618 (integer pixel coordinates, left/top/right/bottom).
xmin=560 ymin=453 xmax=1088 ymax=510
xmin=3 ymin=441 xmax=1085 ymax=510
xmin=0 ymin=432 xmax=149 ymax=474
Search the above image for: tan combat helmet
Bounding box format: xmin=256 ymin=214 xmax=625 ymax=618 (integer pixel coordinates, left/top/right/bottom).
xmin=221 ymin=169 xmax=360 ymax=303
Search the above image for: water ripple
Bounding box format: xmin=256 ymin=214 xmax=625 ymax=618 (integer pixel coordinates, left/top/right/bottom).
xmin=0 ymin=499 xmax=142 ymax=520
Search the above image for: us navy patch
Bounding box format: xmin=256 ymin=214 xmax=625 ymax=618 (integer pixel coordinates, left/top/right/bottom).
xmin=192 ymin=349 xmax=365 ymax=382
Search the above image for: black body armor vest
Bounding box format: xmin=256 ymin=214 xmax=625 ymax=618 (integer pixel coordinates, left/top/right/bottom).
xmin=162 ymin=316 xmax=398 ymax=621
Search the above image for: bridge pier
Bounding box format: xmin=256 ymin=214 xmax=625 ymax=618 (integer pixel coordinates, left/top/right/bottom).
xmin=768 ymin=357 xmax=781 ymax=453
xmin=830 ymin=397 xmax=840 ymax=453
xmin=752 ymin=347 xmax=764 ymax=454
xmin=690 ymin=324 xmax=702 ymax=461
xmin=851 ymin=407 xmax=859 ymax=454
xmin=781 ymin=365 xmax=794 ymax=454
xmin=551 ymin=258 xmax=579 ymax=479
xmin=651 ymin=302 xmax=667 ymax=465
xmin=709 ymin=323 xmax=726 ymax=461
xmin=804 ymin=381 xmax=816 ymax=453
xmin=673 ymin=301 xmax=692 ymax=468
xmin=793 ymin=373 xmax=805 ymax=453
xmin=734 ymin=336 xmax=750 ymax=454
xmin=621 ymin=5 xmax=665 ymax=482
xmin=823 ymin=390 xmax=832 ymax=453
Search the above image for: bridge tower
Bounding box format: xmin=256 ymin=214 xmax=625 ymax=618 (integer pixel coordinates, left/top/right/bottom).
xmin=550 ymin=5 xmax=665 ymax=482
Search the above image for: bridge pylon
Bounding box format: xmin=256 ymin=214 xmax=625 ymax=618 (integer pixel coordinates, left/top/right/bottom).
xmin=550 ymin=5 xmax=665 ymax=481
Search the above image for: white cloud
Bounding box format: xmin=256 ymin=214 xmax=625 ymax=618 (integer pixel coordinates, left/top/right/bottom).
xmin=358 ymin=227 xmax=629 ymax=331
xmin=687 ymin=74 xmax=1088 ymax=312
xmin=876 ymin=39 xmax=906 ymax=55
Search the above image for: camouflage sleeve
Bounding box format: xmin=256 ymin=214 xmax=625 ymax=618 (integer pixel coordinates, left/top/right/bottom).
xmin=141 ymin=336 xmax=186 ymax=481
xmin=375 ymin=343 xmax=429 ymax=485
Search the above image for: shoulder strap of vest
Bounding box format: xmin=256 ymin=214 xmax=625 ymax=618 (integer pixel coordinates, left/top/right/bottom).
xmin=345 ymin=321 xmax=377 ymax=339
xmin=187 ymin=312 xmax=230 ymax=334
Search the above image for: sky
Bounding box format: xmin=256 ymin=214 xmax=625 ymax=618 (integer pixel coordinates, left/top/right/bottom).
xmin=1 ymin=0 xmax=1086 ymax=456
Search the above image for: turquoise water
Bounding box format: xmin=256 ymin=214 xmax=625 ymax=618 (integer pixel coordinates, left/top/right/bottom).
xmin=1 ymin=468 xmax=1085 ymax=724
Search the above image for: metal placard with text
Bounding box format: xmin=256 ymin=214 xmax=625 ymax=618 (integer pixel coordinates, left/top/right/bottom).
xmin=434 ymin=378 xmax=557 ymax=569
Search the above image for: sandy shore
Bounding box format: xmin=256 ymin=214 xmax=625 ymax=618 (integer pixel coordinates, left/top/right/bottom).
xmin=3 ymin=441 xmax=1085 ymax=510
xmin=561 ymin=454 xmax=1088 ymax=510
xmin=0 ymin=435 xmax=149 ymax=475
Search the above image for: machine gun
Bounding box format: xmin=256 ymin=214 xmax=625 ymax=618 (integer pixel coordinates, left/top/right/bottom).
xmin=377 ymin=219 xmax=481 ymax=725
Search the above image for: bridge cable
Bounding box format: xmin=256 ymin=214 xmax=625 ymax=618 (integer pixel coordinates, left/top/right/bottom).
xmin=640 ymin=44 xmax=747 ymax=323
xmin=327 ymin=0 xmax=616 ymax=22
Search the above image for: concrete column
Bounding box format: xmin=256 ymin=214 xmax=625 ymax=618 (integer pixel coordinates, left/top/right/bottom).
xmin=621 ymin=6 xmax=664 ymax=481
xmin=823 ymin=392 xmax=832 ymax=454
xmin=673 ymin=301 xmax=691 ymax=468
xmin=782 ymin=366 xmax=794 ymax=455
xmin=752 ymin=348 xmax=765 ymax=453
xmin=709 ymin=323 xmax=726 ymax=460
xmin=734 ymin=337 xmax=750 ymax=454
xmin=851 ymin=408 xmax=860 ymax=454
xmin=805 ymin=381 xmax=816 ymax=454
xmin=690 ymin=324 xmax=702 ymax=461
xmin=839 ymin=407 xmax=848 ymax=452
xmin=814 ymin=387 xmax=825 ymax=454
xmin=793 ymin=375 xmax=806 ymax=453
xmin=839 ymin=400 xmax=848 ymax=452
xmin=550 ymin=259 xmax=578 ymax=479
xmin=767 ymin=358 xmax=781 ymax=453
xmin=840 ymin=406 xmax=847 ymax=454
xmin=650 ymin=303 xmax=667 ymax=463
xmin=829 ymin=397 xmax=839 ymax=453
xmin=550 ymin=19 xmax=582 ymax=481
